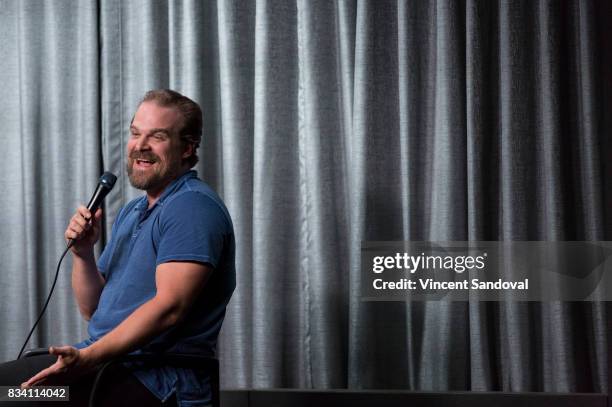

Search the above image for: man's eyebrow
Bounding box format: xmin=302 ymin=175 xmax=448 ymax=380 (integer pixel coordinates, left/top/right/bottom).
xmin=129 ymin=125 xmax=171 ymax=136
xmin=149 ymin=128 xmax=171 ymax=135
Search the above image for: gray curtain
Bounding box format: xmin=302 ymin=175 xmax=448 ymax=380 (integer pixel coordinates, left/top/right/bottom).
xmin=1 ymin=0 xmax=611 ymax=394
xmin=0 ymin=1 xmax=100 ymax=358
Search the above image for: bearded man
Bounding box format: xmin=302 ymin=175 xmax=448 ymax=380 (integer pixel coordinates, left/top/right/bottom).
xmin=0 ymin=89 xmax=235 ymax=407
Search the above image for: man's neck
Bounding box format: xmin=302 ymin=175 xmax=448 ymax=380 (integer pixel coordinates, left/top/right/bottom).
xmin=145 ymin=168 xmax=191 ymax=208
xmin=146 ymin=185 xmax=170 ymax=208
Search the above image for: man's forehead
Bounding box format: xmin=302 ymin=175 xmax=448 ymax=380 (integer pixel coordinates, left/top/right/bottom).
xmin=131 ymin=101 xmax=183 ymax=131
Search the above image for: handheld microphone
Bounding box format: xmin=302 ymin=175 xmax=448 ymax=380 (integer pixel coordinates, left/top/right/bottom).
xmin=86 ymin=171 xmax=117 ymax=211
xmin=68 ymin=171 xmax=117 ymax=248
xmin=18 ymin=171 xmax=117 ymax=359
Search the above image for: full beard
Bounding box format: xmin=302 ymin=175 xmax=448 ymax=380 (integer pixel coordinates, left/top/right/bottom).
xmin=127 ymin=153 xmax=181 ymax=191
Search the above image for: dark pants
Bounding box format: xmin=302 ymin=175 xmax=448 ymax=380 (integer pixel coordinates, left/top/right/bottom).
xmin=0 ymin=354 xmax=176 ymax=406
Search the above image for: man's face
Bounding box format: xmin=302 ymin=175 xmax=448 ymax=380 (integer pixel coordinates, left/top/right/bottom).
xmin=127 ymin=101 xmax=186 ymax=192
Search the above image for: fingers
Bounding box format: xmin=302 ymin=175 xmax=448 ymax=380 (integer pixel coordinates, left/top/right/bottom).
xmin=91 ymin=208 xmax=103 ymax=228
xmin=78 ymin=207 xmax=103 ymax=220
xmin=22 ymin=363 xmax=58 ymax=387
xmin=65 ymin=206 xmax=99 ymax=241
xmin=49 ymin=346 xmax=76 ymax=357
xmin=76 ymin=205 xmax=93 ymax=222
xmin=22 ymin=346 xmax=84 ymax=388
xmin=65 ymin=206 xmax=90 ymax=239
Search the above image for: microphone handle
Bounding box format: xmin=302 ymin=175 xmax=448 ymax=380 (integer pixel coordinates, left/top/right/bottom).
xmin=86 ymin=184 xmax=107 ymax=212
xmin=68 ymin=185 xmax=108 ymax=248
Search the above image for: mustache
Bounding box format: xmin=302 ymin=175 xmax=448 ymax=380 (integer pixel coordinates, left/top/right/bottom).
xmin=129 ymin=151 xmax=159 ymax=162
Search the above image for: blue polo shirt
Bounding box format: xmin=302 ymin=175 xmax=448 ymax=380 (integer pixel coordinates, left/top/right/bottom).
xmin=75 ymin=170 xmax=235 ymax=406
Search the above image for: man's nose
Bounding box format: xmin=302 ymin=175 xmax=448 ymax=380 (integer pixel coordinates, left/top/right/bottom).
xmin=134 ymin=135 xmax=151 ymax=150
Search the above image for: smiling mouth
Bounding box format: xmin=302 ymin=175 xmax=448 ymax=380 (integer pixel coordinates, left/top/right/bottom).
xmin=135 ymin=159 xmax=155 ymax=166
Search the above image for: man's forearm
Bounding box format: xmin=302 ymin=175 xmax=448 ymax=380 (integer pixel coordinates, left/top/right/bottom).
xmin=71 ymin=250 xmax=105 ymax=320
xmin=21 ymin=297 xmax=178 ymax=388
xmin=80 ymin=296 xmax=180 ymax=364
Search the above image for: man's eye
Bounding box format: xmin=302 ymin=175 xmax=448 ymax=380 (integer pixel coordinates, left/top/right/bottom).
xmin=152 ymin=133 xmax=166 ymax=140
xmin=130 ymin=132 xmax=140 ymax=138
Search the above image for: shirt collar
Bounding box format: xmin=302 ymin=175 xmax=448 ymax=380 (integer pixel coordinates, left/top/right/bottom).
xmin=133 ymin=170 xmax=197 ymax=213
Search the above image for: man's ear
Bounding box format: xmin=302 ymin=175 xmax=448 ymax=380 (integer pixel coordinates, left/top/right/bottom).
xmin=181 ymin=142 xmax=194 ymax=159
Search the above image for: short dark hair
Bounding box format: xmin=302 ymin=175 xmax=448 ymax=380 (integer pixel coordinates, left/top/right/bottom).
xmin=141 ymin=89 xmax=203 ymax=167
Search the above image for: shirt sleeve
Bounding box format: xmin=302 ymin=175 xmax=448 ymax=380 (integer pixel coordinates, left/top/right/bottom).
xmin=156 ymin=191 xmax=230 ymax=268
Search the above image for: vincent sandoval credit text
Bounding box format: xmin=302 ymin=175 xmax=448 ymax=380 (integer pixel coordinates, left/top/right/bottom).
xmin=373 ymin=278 xmax=529 ymax=291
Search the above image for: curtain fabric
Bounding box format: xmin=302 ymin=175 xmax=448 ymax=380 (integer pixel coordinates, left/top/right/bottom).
xmin=0 ymin=1 xmax=100 ymax=359
xmin=1 ymin=0 xmax=611 ymax=394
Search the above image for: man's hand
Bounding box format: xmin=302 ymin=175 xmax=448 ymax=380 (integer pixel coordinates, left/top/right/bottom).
xmin=65 ymin=206 xmax=102 ymax=256
xmin=21 ymin=346 xmax=98 ymax=387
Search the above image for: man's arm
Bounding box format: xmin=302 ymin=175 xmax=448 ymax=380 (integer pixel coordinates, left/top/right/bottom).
xmin=71 ymin=250 xmax=105 ymax=320
xmin=66 ymin=206 xmax=105 ymax=320
xmin=22 ymin=261 xmax=212 ymax=386
xmin=84 ymin=261 xmax=212 ymax=362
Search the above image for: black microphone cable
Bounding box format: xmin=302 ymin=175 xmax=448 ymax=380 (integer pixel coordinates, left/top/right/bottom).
xmin=17 ymin=172 xmax=116 ymax=359
xmin=17 ymin=243 xmax=72 ymax=359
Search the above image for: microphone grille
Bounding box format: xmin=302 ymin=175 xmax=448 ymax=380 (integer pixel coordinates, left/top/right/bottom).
xmin=99 ymin=172 xmax=117 ymax=189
